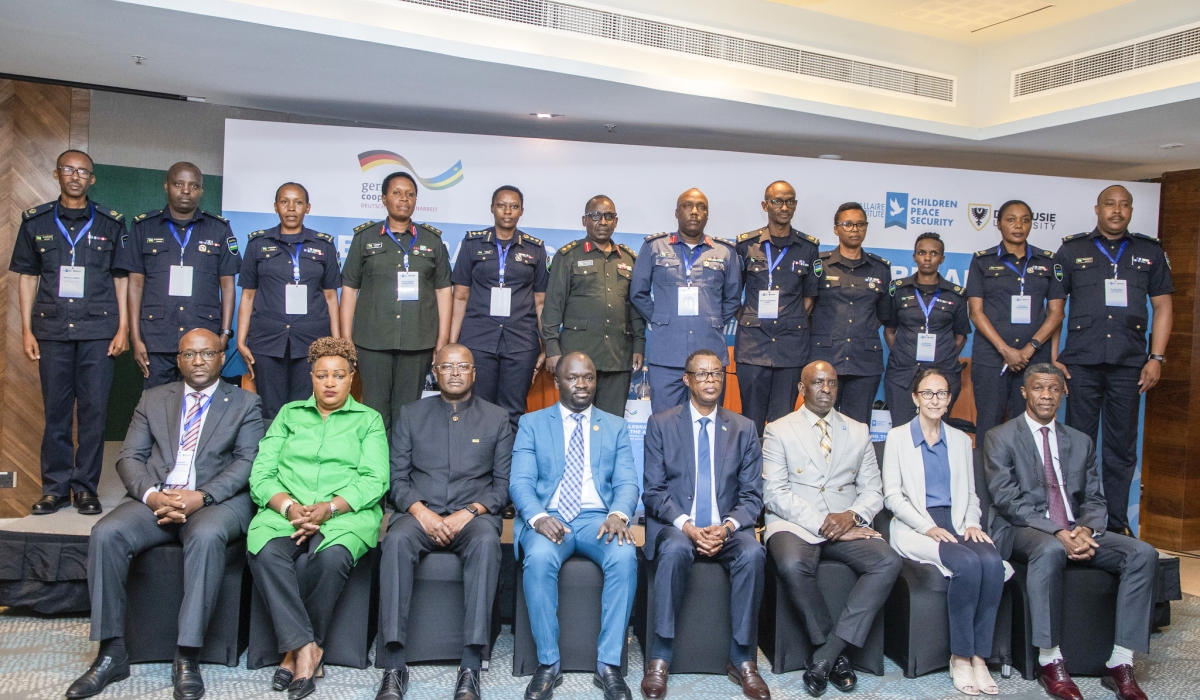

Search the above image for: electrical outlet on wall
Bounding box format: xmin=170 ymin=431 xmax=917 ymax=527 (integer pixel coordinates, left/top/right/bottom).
xmin=0 ymin=472 xmax=16 ymax=489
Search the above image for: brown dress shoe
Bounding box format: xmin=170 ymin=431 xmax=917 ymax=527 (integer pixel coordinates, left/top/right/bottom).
xmin=1037 ymin=660 xmax=1083 ymax=700
xmin=1101 ymin=664 xmax=1148 ymax=700
xmin=640 ymin=659 xmax=669 ymax=699
xmin=727 ymin=660 xmax=771 ymax=700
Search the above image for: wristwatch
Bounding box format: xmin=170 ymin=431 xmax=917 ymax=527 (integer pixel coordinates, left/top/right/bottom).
xmin=219 ymin=329 xmax=233 ymax=337
xmin=329 ymin=501 xmax=340 ymax=518
xmin=465 ymin=504 xmax=480 ymax=517
xmin=199 ymin=490 xmax=214 ymax=507
xmin=1028 ymin=338 xmax=1043 ymax=350
xmin=1149 ymin=354 xmax=1166 ymax=363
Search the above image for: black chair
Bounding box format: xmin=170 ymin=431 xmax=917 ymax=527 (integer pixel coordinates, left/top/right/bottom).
xmin=125 ymin=541 xmax=249 ymax=666
xmin=1010 ymin=562 xmax=1118 ymax=679
xmin=636 ymin=558 xmax=737 ymax=675
xmin=374 ymin=551 xmax=501 ymax=668
xmin=247 ymin=546 xmax=380 ymax=670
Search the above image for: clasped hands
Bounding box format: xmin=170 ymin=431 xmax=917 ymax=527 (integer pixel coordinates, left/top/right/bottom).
xmin=285 ymin=501 xmax=340 ymax=545
xmin=533 ymin=513 xmax=634 ymax=546
xmin=683 ymin=520 xmax=732 ymax=556
xmin=413 ymin=502 xmax=486 ymax=547
xmin=146 ymin=489 xmax=205 ymax=525
xmin=819 ymin=511 xmax=881 ymax=542
xmin=1055 ymin=525 xmax=1099 ymax=560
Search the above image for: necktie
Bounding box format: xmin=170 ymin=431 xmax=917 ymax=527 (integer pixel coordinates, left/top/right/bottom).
xmin=817 ymin=418 xmax=832 ymax=464
xmin=1040 ymin=427 xmax=1070 ymax=530
xmin=558 ymin=413 xmax=587 ymax=523
xmin=696 ymin=417 xmax=712 ymax=528
xmin=181 ymin=392 xmax=204 ymax=451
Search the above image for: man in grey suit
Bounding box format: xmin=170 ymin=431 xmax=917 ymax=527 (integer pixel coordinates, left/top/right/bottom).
xmin=67 ymin=329 xmax=264 ymax=700
xmin=984 ymin=363 xmax=1156 ymax=700
xmin=761 ymin=360 xmax=900 ymax=698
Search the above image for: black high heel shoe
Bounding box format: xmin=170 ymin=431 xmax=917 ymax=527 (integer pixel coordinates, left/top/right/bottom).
xmin=287 ymin=660 xmax=324 ymax=700
xmin=273 ymin=666 xmax=294 ymax=692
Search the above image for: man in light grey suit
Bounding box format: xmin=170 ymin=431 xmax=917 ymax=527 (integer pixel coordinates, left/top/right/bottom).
xmin=761 ymin=360 xmax=900 ymax=698
xmin=984 ymin=363 xmax=1156 ymax=700
xmin=67 ymin=329 xmax=264 ymax=700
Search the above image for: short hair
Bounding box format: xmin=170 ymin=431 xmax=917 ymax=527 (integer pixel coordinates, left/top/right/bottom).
xmin=834 ymin=202 xmax=865 ymax=225
xmin=382 ymin=171 xmax=418 ymax=196
xmin=685 ymin=348 xmax=721 ymax=372
xmin=492 ymin=185 xmax=524 ymax=205
xmin=57 ymin=149 xmax=94 ymax=167
xmin=910 ymin=367 xmax=947 ymax=394
xmin=1097 ymin=185 xmax=1132 ymax=205
xmin=1023 ymin=362 xmax=1065 ymax=386
xmin=275 ymin=182 xmax=309 ymax=202
xmin=307 ymin=336 xmax=357 ymax=368
xmin=914 ymin=231 xmax=944 ymax=253
xmin=996 ymin=199 xmax=1031 ymax=220
xmin=585 ymin=194 xmax=613 ymax=212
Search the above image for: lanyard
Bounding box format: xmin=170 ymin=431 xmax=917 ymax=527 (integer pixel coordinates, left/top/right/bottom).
xmin=283 ymin=242 xmax=302 ymax=283
xmin=915 ymin=288 xmax=941 ymax=334
xmin=54 ymin=204 xmax=94 ymax=266
xmin=998 ymin=244 xmax=1031 ymax=295
xmin=167 ymin=221 xmax=195 ymax=266
xmin=1093 ymin=238 xmax=1128 ymax=279
xmin=762 ymin=241 xmax=789 ymax=289
xmin=676 ymin=241 xmax=705 ymax=286
xmin=383 ymin=223 xmax=417 ymax=271
xmin=495 ymin=237 xmax=515 ymax=286
xmin=179 ymin=391 xmax=214 ymax=447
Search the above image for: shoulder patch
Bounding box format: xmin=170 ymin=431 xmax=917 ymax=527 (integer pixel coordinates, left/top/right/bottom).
xmin=22 ymin=202 xmax=53 ymax=220
xmin=203 ymin=210 xmax=229 ymax=223
xmin=888 ymin=280 xmax=897 ymax=296
xmin=420 ymin=223 xmax=443 ymax=236
xmin=314 ymin=231 xmax=334 ymax=243
xmin=975 ymin=248 xmax=991 ymax=257
xmin=522 ymin=233 xmax=544 ymax=246
xmin=866 ymin=252 xmax=890 ymax=266
xmin=711 ymin=236 xmax=735 ymax=248
xmin=248 ymin=230 xmax=267 ymax=240
xmin=1131 ymin=232 xmax=1161 ymax=245
xmin=644 ymin=232 xmax=668 ymax=242
xmin=618 ymin=243 xmax=637 ymax=259
xmin=557 ymin=240 xmax=580 ymax=255
xmin=1062 ymin=232 xmax=1088 ymax=243
xmin=226 ymin=236 xmax=239 ymax=255
xmin=353 ymin=220 xmax=377 ymax=234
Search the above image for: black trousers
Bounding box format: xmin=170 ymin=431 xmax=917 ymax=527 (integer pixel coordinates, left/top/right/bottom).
xmin=833 ymin=374 xmax=880 ymax=426
xmin=357 ymin=346 xmax=433 ymax=436
xmin=767 ymin=532 xmax=901 ymax=648
xmin=377 ymin=513 xmax=501 ymax=661
xmin=652 ymin=527 xmax=764 ymax=647
xmin=146 ymin=351 xmax=183 ymax=389
xmin=885 ymin=367 xmax=961 ymax=429
xmin=38 ymin=339 xmax=113 ymax=497
xmin=1009 ymin=527 xmax=1156 ymax=652
xmin=737 ymin=364 xmax=801 ymax=437
xmin=247 ymin=534 xmax=353 ymax=653
xmin=471 ymin=336 xmax=539 ymax=431
xmin=593 ymin=370 xmax=633 ymax=419
xmin=254 ymin=349 xmax=312 ymax=420
xmin=88 ymin=500 xmax=243 ymax=647
xmin=970 ymin=362 xmax=1027 ymax=442
xmin=1064 ymin=363 xmax=1143 ymax=532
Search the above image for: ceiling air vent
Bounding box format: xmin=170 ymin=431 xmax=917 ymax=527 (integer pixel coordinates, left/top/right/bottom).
xmin=1013 ymin=23 xmax=1200 ymax=98
xmin=398 ymin=0 xmax=956 ymax=103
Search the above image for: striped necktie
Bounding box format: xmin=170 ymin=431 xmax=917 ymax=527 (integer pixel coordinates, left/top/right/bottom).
xmin=558 ymin=413 xmax=587 ymax=523
xmin=181 ymin=392 xmax=204 ymax=451
xmin=817 ymin=418 xmax=832 ymax=464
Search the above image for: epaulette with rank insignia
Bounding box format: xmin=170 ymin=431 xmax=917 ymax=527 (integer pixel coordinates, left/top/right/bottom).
xmin=644 ymin=232 xmax=668 ymax=242
xmin=134 ymin=210 xmax=159 ymax=223
xmin=866 ymin=252 xmax=890 ymax=266
xmin=96 ymin=207 xmax=124 ymax=222
xmin=315 ymin=232 xmax=334 ymax=243
xmin=736 ymin=231 xmax=759 ymax=243
xmin=1041 ymin=249 xmax=1055 ymax=258
xmin=618 ymin=243 xmax=637 ymax=259
xmin=952 ymin=284 xmax=964 ymax=294
xmin=1061 ymin=232 xmax=1088 ymax=243
xmin=420 ymin=223 xmax=443 ymax=236
xmin=1132 ymin=232 xmax=1161 ymax=245
xmin=353 ymin=221 xmax=377 ymax=234
xmin=248 ymin=230 xmax=267 ymax=240
xmin=466 ymin=230 xmax=488 ymax=239
xmin=522 ymin=233 xmax=544 ymax=246
xmin=22 ymin=202 xmax=53 ymax=220
xmin=819 ymin=250 xmax=833 ymax=259
xmin=711 ymin=236 xmax=735 ymax=248
xmin=804 ymin=233 xmax=820 ymax=245
xmin=975 ymin=249 xmax=991 ymax=257
xmin=203 ymin=211 xmax=229 ymax=223
xmin=558 ymin=240 xmax=580 ymax=255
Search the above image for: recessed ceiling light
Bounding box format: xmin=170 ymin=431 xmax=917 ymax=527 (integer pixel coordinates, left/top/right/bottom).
xmin=817 ymin=154 xmax=842 ymax=160
xmin=1160 ymin=143 xmax=1185 ymax=149
xmin=531 ymin=113 xmax=562 ymax=119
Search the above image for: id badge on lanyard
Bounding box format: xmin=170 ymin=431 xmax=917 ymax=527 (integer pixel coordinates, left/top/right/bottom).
xmin=385 ymin=224 xmax=421 ymax=301
xmin=1095 ymin=239 xmax=1129 ymax=307
xmin=758 ymin=241 xmax=788 ymax=320
xmin=678 ymin=243 xmax=704 ymax=316
xmin=283 ymin=243 xmax=307 ymax=314
xmin=491 ymin=239 xmax=514 ymax=316
xmin=55 ymin=204 xmax=93 ymax=299
xmin=167 ymin=222 xmax=195 ymax=297
xmin=915 ymin=289 xmax=941 ymax=362
xmin=1000 ymin=248 xmax=1033 ymax=324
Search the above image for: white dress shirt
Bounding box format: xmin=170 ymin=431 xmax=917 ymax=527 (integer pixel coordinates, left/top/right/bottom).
xmin=1023 ymin=412 xmax=1076 ymax=524
xmin=530 ymin=404 xmax=628 ymax=524
xmin=673 ymin=403 xmax=740 ymax=532
xmin=142 ymin=381 xmax=219 ymax=504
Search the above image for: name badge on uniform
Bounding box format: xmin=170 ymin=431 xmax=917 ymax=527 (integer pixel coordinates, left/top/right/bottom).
xmin=168 ymin=265 xmax=194 ymax=297
xmin=59 ymin=266 xmax=85 ymax=298
xmin=490 ymin=286 xmax=512 ymax=316
xmin=677 ymin=286 xmax=699 ymax=316
xmin=285 ymin=284 xmax=308 ymax=315
xmin=916 ymin=333 xmax=937 ymax=362
xmin=397 ymin=272 xmax=419 ymax=301
xmin=758 ymin=290 xmax=780 ymax=319
xmin=1011 ymin=295 xmax=1032 ymax=324
xmin=1105 ymin=279 xmax=1128 ymax=307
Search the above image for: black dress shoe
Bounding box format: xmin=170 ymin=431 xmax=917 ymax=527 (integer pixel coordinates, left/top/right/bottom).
xmin=828 ymin=656 xmax=856 ymax=693
xmin=455 ymin=667 xmax=482 ymax=700
xmin=65 ymin=654 xmax=130 ymax=698
xmin=524 ymin=664 xmax=563 ymax=700
xmin=593 ymin=664 xmax=632 ymax=700
xmin=287 ymin=661 xmax=323 ymax=700
xmin=172 ymin=657 xmax=205 ymax=700
xmin=31 ymin=494 xmax=71 ymax=515
xmin=75 ymin=491 xmax=103 ymax=515
xmin=273 ymin=666 xmax=294 ymax=691
xmin=375 ymin=668 xmax=408 ymax=700
xmin=802 ymin=659 xmax=830 ymax=698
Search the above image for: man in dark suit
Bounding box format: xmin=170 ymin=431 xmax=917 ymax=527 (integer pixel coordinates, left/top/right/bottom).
xmin=67 ymin=329 xmax=264 ymax=700
xmin=641 ymin=349 xmax=769 ymax=700
xmin=375 ymin=343 xmax=512 ymax=700
xmin=984 ymin=363 xmax=1157 ymax=700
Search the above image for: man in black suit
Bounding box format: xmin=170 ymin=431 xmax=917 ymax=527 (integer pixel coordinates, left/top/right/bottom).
xmin=67 ymin=329 xmax=264 ymax=700
xmin=984 ymin=363 xmax=1157 ymax=700
xmin=640 ymin=349 xmax=769 ymax=700
xmin=375 ymin=343 xmax=513 ymax=700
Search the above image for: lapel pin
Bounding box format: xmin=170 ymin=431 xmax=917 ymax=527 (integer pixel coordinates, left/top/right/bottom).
xmin=223 ymin=397 xmax=229 ymax=401
xmin=593 ymin=425 xmax=600 ymax=431
xmin=722 ymin=425 xmax=728 ymax=431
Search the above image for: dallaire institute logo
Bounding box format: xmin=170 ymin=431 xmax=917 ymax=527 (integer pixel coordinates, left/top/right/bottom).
xmin=969 ymin=203 xmax=993 ymax=231
xmin=357 ymin=150 xmax=464 ymax=189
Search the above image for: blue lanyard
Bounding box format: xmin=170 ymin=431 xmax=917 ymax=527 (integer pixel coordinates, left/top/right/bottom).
xmin=179 ymin=392 xmax=214 ymax=447
xmin=762 ymin=241 xmax=789 ymax=289
xmin=915 ymin=288 xmax=941 ymax=334
xmin=283 ymin=242 xmax=302 ymax=283
xmin=1093 ymin=238 xmax=1128 ymax=278
xmin=167 ymin=221 xmax=195 ymax=266
xmin=495 ymin=237 xmax=514 ymax=286
xmin=998 ymin=244 xmax=1031 ymax=295
xmin=54 ymin=204 xmax=94 ymax=266
xmin=383 ymin=223 xmax=417 ymax=271
xmin=676 ymin=241 xmax=706 ymax=286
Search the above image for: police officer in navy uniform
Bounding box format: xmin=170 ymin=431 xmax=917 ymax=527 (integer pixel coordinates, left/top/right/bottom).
xmin=118 ymin=162 xmax=240 ymax=388
xmin=883 ymin=232 xmax=971 ymax=427
xmin=1053 ymin=185 xmax=1173 ymax=534
xmin=965 ymin=200 xmax=1065 ymax=441
xmin=235 ymin=183 xmax=342 ymax=420
xmin=734 ymin=181 xmax=820 ymax=436
xmin=450 ymin=185 xmax=548 ymax=430
xmin=630 ymin=188 xmax=741 ymax=415
xmin=9 ymin=150 xmax=129 ymax=516
xmin=809 ymin=202 xmax=892 ymax=425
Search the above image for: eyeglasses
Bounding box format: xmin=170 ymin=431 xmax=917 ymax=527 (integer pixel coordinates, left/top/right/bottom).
xmin=58 ymin=165 xmax=92 ymax=179
xmin=435 ymin=362 xmax=475 ymax=375
xmin=687 ymin=370 xmax=723 ymax=382
xmin=679 ymin=202 xmax=708 ymax=213
xmin=768 ymin=198 xmax=797 ymax=208
xmin=916 ymin=390 xmax=951 ymax=400
xmin=837 ymin=221 xmax=869 ymax=231
xmin=178 ymin=350 xmax=220 ymax=361
xmin=584 ymin=212 xmax=618 ymax=222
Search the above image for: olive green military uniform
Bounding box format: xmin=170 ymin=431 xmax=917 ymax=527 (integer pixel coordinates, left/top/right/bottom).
xmin=542 ymin=238 xmax=645 ymax=417
xmin=341 ymin=220 xmax=451 ymax=431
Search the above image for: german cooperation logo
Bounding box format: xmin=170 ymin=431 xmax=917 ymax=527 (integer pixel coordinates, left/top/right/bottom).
xmin=357 ymin=150 xmax=464 ymax=209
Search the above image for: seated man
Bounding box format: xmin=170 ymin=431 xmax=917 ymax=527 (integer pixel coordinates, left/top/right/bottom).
xmin=375 ymin=344 xmax=513 ymax=700
xmin=510 ymin=352 xmax=640 ymax=700
xmin=641 ymin=349 xmax=770 ymax=700
xmin=67 ymin=329 xmax=264 ymax=700
xmin=985 ymin=363 xmax=1157 ymax=700
xmin=761 ymin=360 xmax=900 ymax=698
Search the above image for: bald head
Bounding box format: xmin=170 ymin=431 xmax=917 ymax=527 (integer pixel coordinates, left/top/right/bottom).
xmin=585 ymin=195 xmax=613 ymax=213
xmin=177 ymin=329 xmax=223 ymax=389
xmin=799 ymin=360 xmax=838 ymax=417
xmin=762 ymin=181 xmax=797 ymax=227
xmin=675 ymin=188 xmax=709 ymax=238
xmin=434 ymin=343 xmax=473 ymax=366
xmin=556 ymin=351 xmax=594 ymax=381
xmin=167 ymin=162 xmax=203 ymax=183
xmin=180 ymin=328 xmax=221 ymax=350
xmin=165 ymin=162 xmax=204 ymax=218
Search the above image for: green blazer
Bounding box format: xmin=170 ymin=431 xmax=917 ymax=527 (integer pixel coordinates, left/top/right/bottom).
xmin=247 ymin=395 xmax=388 ymax=562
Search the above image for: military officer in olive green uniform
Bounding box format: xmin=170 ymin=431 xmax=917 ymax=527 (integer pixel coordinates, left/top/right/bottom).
xmin=340 ymin=171 xmax=452 ymax=433
xmin=542 ymin=195 xmax=646 ymax=418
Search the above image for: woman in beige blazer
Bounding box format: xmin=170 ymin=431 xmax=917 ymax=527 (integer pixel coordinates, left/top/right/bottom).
xmin=882 ymin=369 xmax=1004 ymax=696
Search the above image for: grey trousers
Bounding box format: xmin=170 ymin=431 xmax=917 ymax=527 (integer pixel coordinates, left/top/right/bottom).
xmin=1009 ymin=527 xmax=1157 ymax=653
xmin=87 ymin=499 xmax=243 ymax=646
xmin=247 ymin=534 xmax=354 ymax=653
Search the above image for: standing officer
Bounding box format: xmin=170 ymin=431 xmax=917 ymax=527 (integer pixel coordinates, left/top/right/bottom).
xmin=631 ymin=188 xmax=741 ymax=415
xmin=542 ymin=195 xmax=645 ymax=418
xmin=235 ymin=183 xmax=342 ymax=419
xmin=735 ymin=181 xmax=821 ymax=436
xmin=341 ymin=171 xmax=453 ymax=434
xmin=9 ymin=149 xmax=129 ymax=515
xmin=450 ymin=185 xmax=548 ymax=430
xmin=1053 ymin=184 xmax=1173 ymax=535
xmin=119 ymin=162 xmax=239 ymax=388
xmin=809 ymin=202 xmax=892 ymax=425
xmin=966 ymin=200 xmax=1065 ymax=441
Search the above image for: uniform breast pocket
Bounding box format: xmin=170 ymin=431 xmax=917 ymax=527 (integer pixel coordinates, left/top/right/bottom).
xmin=615 ymin=266 xmax=632 ymax=293
xmin=34 ymin=239 xmax=60 ymax=266
xmin=86 ymin=239 xmax=114 ymax=266
xmin=1071 ymin=264 xmax=1101 ymax=288
xmin=1126 ymin=263 xmax=1151 ymax=291
xmin=144 ymin=246 xmax=172 ymax=272
xmin=361 ymin=247 xmax=390 ymax=276
xmin=571 ymin=267 xmax=601 ymax=296
xmin=820 ymin=277 xmax=841 ymax=291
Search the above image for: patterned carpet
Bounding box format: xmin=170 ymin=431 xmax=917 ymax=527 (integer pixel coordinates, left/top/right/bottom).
xmin=1 ymin=596 xmax=1196 ymax=700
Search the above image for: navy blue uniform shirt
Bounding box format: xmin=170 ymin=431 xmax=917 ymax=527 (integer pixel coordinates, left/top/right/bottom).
xmin=734 ymin=226 xmax=820 ymax=368
xmin=884 ymin=275 xmax=971 ymax=387
xmin=809 ymin=249 xmax=893 ymax=376
xmin=451 ymin=227 xmax=548 ymax=355
xmin=964 ymin=244 xmax=1064 ymax=368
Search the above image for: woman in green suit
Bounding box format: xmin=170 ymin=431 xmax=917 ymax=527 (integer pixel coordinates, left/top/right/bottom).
xmin=246 ymin=337 xmax=388 ymax=700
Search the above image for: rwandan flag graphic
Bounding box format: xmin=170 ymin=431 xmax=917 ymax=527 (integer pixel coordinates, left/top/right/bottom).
xmin=358 ymin=150 xmax=464 ymax=190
